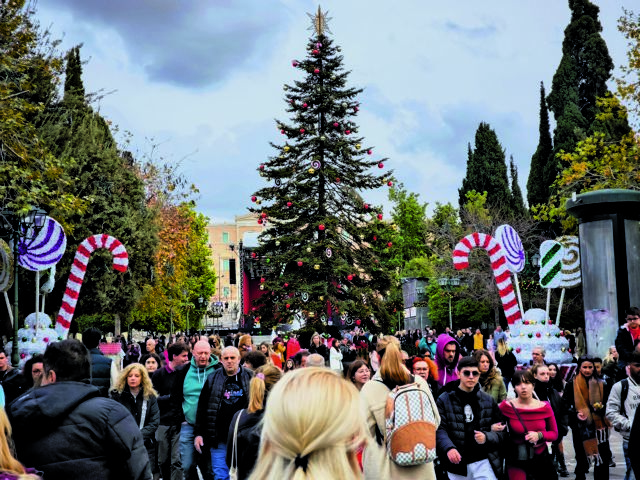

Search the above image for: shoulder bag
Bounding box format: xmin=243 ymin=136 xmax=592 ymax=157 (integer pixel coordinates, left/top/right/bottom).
xmin=507 ymin=401 xmax=535 ymax=462
xmin=230 ymin=409 xmax=243 ymax=480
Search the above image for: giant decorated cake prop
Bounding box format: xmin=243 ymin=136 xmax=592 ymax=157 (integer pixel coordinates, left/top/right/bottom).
xmin=453 ymin=225 xmax=577 ymax=364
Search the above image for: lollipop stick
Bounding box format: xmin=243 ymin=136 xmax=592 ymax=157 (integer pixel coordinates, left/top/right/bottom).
xmin=3 ymin=292 xmax=13 ymax=326
xmin=35 ymin=271 xmax=40 ymax=324
xmin=546 ymin=289 xmax=551 ymax=319
xmin=513 ymin=273 xmax=524 ymax=315
xmin=41 ymin=294 xmax=46 ymax=313
xmin=556 ymin=288 xmax=566 ymax=326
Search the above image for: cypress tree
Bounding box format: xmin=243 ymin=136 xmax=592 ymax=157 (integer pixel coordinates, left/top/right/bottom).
xmin=527 ymin=82 xmax=553 ymax=207
xmin=509 ymin=155 xmax=527 ymax=217
xmin=547 ymin=0 xmax=614 ymax=181
xmin=458 ymin=122 xmax=513 ymax=216
xmin=63 ymin=46 xmax=85 ymax=103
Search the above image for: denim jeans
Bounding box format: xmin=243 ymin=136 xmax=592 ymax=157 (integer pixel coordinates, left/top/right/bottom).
xmin=623 ymin=439 xmax=636 ymax=480
xmin=210 ymin=444 xmax=230 ymax=480
xmin=179 ymin=423 xmax=213 ymax=480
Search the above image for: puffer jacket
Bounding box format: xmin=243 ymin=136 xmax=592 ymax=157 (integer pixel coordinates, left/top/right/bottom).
xmin=194 ymin=367 xmax=253 ymax=446
xmin=435 ymin=384 xmax=505 ymax=478
xmin=88 ymin=347 xmax=113 ymax=397
xmin=8 ymin=381 xmax=151 ymax=480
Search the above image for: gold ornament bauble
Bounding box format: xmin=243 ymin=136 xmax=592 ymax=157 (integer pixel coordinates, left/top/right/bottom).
xmin=306 ymin=247 xmax=311 ymax=253
xmin=308 ymin=168 xmax=315 ymax=174
xmin=275 ymin=241 xmax=280 ymax=246
xmin=284 ymin=146 xmax=290 ymax=152
xmin=355 ymin=144 xmax=361 ymax=150
xmin=314 ymin=264 xmax=320 ymax=270
xmin=259 ymin=284 xmax=265 ymax=290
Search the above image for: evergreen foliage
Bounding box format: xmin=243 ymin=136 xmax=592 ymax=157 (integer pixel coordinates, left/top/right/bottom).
xmin=617 ymin=8 xmax=640 ymax=129
xmin=509 ymin=156 xmax=527 ymax=217
xmin=37 ymin=48 xmax=158 ymax=331
xmin=458 ymin=122 xmax=513 ymax=217
xmin=248 ymin=28 xmax=395 ymax=332
xmin=527 ymin=82 xmax=554 ymax=207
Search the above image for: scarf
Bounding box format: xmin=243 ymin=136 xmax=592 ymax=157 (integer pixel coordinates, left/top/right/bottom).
xmin=573 ymin=374 xmax=611 ymax=466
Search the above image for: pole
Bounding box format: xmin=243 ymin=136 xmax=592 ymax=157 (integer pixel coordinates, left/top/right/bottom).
xmin=448 ymin=295 xmax=452 ymax=331
xmin=11 ymin=229 xmax=19 ymax=367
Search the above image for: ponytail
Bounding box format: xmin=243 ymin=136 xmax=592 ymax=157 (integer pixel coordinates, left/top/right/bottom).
xmin=378 ymin=336 xmax=410 ymax=385
xmin=247 ymin=364 xmax=283 ymax=414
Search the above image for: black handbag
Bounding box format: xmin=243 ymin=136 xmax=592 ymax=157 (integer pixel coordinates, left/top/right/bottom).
xmin=507 ymin=401 xmax=535 ymax=462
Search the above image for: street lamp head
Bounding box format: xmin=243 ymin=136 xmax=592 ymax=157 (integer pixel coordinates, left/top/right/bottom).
xmin=438 ymin=277 xmax=448 ymax=287
xmin=532 ymin=253 xmax=541 ymax=268
xmin=229 ymin=243 xmax=235 ymax=252
xmin=450 ymin=277 xmax=461 ymax=287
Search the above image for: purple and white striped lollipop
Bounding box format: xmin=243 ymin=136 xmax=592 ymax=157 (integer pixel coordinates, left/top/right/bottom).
xmin=495 ymin=224 xmax=525 ymax=273
xmin=17 ymin=217 xmax=67 ymax=271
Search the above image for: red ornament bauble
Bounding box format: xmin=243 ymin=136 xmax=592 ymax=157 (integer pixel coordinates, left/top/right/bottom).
xmin=303 ymin=103 xmax=308 ymax=108
xmin=335 ymin=178 xmax=340 ymax=183
xmin=318 ymin=224 xmax=325 ymax=231
xmin=354 ymin=106 xmax=359 ymax=112
xmin=548 ymin=320 xmax=553 ymax=325
xmin=261 ymin=212 xmax=267 ymax=218
xmin=378 ymin=162 xmax=384 ymax=168
xmin=260 ymin=277 xmax=265 ymax=283
xmin=387 ymin=242 xmax=393 ymax=247
xmin=286 ymin=303 xmax=290 ymax=309
xmin=300 ymin=128 xmax=305 ymax=133
xmin=251 ymin=252 xmax=257 ymax=258
xmin=373 ymin=235 xmax=377 ymax=241
xmin=292 ymin=60 xmax=298 ymax=67
xmin=387 ymin=181 xmax=393 ymax=187
xmin=536 ymin=332 xmax=541 ymax=338
xmin=345 ymin=130 xmax=351 ymax=135
xmin=259 ymin=164 xmax=265 ymax=170
xmin=297 ymin=261 xmax=303 ymax=267
xmin=314 ymin=68 xmax=320 ymax=74
xmin=252 ymin=307 xmax=257 ymax=311
xmin=524 ymin=320 xmax=529 ymax=325
xmin=287 ymin=201 xmax=292 ymax=207
xmin=251 ymin=196 xmax=257 ymax=202
xmin=284 ymin=283 xmax=289 ymax=287
xmin=560 ymin=331 xmax=565 ymax=336
xmin=367 ymin=150 xmax=372 ymax=155
xmin=364 ymin=203 xmax=369 ymax=210
xmin=333 ymin=122 xmax=339 ymax=127
xmin=257 ymin=219 xmax=262 ymax=224
xmin=280 ymin=129 xmax=285 ymax=134
xmin=377 ymin=214 xmax=383 ymax=220
xmin=516 ymin=348 xmax=521 ymax=353
xmin=356 ymin=319 xmax=361 ymax=325
xmin=312 ymin=49 xmax=319 ymax=55
xmin=347 ymin=274 xmax=354 ymax=281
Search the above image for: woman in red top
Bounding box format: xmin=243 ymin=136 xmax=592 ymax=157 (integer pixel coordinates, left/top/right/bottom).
xmin=499 ymin=369 xmax=558 ymax=480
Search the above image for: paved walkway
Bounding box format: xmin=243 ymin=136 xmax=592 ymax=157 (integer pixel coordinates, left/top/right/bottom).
xmin=563 ymin=428 xmax=629 ymax=480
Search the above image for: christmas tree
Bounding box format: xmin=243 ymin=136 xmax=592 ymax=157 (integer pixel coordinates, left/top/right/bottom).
xmin=248 ymin=8 xmax=395 ymax=332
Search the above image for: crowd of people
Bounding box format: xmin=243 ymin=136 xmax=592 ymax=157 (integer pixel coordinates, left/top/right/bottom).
xmin=0 ymin=307 xmax=639 ymax=480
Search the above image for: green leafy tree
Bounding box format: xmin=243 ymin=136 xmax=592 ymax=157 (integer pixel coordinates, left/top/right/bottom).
xmin=0 ymin=0 xmax=86 ymax=219
xmin=458 ymin=122 xmax=513 ymax=217
xmin=248 ymin=12 xmax=394 ymax=332
xmin=37 ymin=48 xmax=158 ymax=332
xmin=617 ymin=9 xmax=640 ymax=128
xmin=509 ymin=156 xmax=527 ymax=217
xmin=388 ymin=183 xmax=429 ymax=267
xmin=527 ymin=82 xmax=554 ymax=207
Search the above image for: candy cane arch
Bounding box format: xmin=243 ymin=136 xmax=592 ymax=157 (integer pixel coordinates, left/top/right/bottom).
xmin=452 ymin=232 xmax=522 ymax=324
xmin=56 ymin=234 xmax=128 ymax=335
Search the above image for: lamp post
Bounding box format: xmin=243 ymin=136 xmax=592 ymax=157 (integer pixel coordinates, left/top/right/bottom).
xmin=438 ymin=277 xmax=461 ymax=330
xmin=521 ymin=252 xmax=541 ymax=309
xmin=0 ymin=207 xmax=47 ymax=367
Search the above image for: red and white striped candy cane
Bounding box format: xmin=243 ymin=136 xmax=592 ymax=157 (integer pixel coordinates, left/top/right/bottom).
xmin=452 ymin=232 xmax=522 ymax=324
xmin=56 ymin=234 xmax=128 ymax=335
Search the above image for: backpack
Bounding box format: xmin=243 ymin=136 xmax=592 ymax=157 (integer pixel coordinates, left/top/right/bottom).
xmin=620 ymin=378 xmax=629 ymax=417
xmin=377 ymin=378 xmax=438 ymax=467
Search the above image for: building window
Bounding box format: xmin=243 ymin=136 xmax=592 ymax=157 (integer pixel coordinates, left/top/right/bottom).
xmin=223 ymin=259 xmax=230 ymax=271
xmin=223 ymin=287 xmax=230 ymax=298
xmin=222 ymin=232 xmax=230 ymax=243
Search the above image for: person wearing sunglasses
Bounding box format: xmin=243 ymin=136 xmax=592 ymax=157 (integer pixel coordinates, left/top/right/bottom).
xmin=436 ymin=356 xmax=506 ymax=480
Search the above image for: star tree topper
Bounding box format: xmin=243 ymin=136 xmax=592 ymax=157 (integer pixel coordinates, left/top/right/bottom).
xmin=308 ymin=6 xmax=332 ymax=36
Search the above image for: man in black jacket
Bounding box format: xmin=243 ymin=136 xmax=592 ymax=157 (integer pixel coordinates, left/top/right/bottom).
xmin=436 ymin=356 xmax=505 ymax=480
xmin=616 ymin=307 xmax=640 ymax=370
xmin=8 ymin=339 xmax=151 ymax=480
xmin=152 ymin=342 xmax=189 ymax=480
xmin=0 ymin=351 xmax=26 ymax=405
xmin=194 ymin=346 xmax=253 ymax=480
xmin=82 ymin=327 xmax=116 ymax=396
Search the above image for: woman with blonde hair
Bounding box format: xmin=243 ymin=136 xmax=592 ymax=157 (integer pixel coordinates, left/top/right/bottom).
xmin=226 ymin=364 xmax=283 ymax=479
xmin=360 ymin=335 xmax=440 ymax=479
xmin=111 ymin=363 xmax=160 ymax=479
xmin=0 ymin=409 xmax=40 ymax=479
xmin=249 ymin=368 xmax=368 ymax=480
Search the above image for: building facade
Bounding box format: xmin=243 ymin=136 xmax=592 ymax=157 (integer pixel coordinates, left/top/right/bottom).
xmin=206 ymin=213 xmax=264 ymax=329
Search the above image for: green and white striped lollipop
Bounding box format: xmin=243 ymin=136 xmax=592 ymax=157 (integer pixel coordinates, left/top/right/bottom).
xmin=539 ymin=240 xmax=565 ymax=288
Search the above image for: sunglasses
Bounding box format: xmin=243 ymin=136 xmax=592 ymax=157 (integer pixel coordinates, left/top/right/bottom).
xmin=461 ymin=370 xmax=480 ymax=378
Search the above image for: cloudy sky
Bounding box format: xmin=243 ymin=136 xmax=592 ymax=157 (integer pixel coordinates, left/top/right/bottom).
xmin=36 ymin=0 xmax=632 ymax=223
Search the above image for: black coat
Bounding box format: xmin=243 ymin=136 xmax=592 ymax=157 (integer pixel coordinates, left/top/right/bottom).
xmin=88 ymin=348 xmax=113 ymax=397
xmin=615 ymin=326 xmax=635 ymax=366
xmin=194 ymin=367 xmax=253 ymax=446
xmin=111 ymin=388 xmax=160 ymax=442
xmin=535 ymin=380 xmax=569 ymax=438
xmin=8 ymin=381 xmax=151 ymax=480
xmin=0 ymin=367 xmax=27 ymax=406
xmin=225 ymin=409 xmax=263 ymax=480
xmin=308 ymin=343 xmax=329 ymax=362
xmin=436 ymin=384 xmax=505 ymax=477
xmin=152 ymin=365 xmax=181 ymax=425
